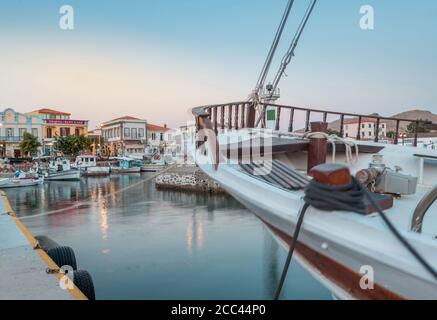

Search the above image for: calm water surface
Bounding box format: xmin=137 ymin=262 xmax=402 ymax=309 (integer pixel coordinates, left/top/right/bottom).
xmin=5 ymin=174 xmax=330 ymax=300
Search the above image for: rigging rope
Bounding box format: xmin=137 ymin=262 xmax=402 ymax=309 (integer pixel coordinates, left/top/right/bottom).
xmin=274 ymin=177 xmax=437 ymax=300
xmin=254 ymin=0 xmax=295 ymax=98
xmin=270 ymin=0 xmax=318 ymax=95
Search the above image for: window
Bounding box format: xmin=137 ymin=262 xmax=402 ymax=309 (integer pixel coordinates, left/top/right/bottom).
xmin=361 ymin=124 xmax=365 ymax=129
xmin=131 ymin=128 xmax=137 ymax=139
xmin=151 ymin=133 xmax=156 ymax=140
xmin=124 ymin=128 xmax=130 ymax=137
xmin=32 ymin=128 xmax=38 ymax=137
xmin=6 ymin=128 xmax=13 ymax=137
xmin=47 ymin=128 xmax=52 ymax=138
xmin=75 ymin=128 xmax=80 ymax=136
xmin=60 ymin=127 xmax=70 ymax=136
xmin=361 ymin=131 xmax=365 ymax=137
xmin=19 ymin=128 xmax=27 ymax=138
xmin=139 ymin=128 xmax=144 ymax=138
xmin=160 ymin=133 xmax=164 ymax=141
xmin=369 ymin=131 xmax=372 ymax=137
xmin=368 ymin=124 xmax=372 ymax=128
xmin=381 ymin=124 xmax=385 ymax=129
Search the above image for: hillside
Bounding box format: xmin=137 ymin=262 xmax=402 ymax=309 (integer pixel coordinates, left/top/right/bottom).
xmin=328 ymin=109 xmax=437 ymax=133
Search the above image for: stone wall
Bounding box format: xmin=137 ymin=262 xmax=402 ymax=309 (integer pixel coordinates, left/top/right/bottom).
xmin=155 ymin=165 xmax=225 ymax=193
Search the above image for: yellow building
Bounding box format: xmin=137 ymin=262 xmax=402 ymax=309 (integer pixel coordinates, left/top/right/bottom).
xmin=26 ymin=108 xmax=89 ymax=156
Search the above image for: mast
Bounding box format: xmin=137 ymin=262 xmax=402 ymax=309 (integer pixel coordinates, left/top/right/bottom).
xmin=252 ymin=0 xmax=296 ymax=101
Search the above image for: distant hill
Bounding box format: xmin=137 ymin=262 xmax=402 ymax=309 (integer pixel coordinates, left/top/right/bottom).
xmin=328 ymin=109 xmax=437 ymax=133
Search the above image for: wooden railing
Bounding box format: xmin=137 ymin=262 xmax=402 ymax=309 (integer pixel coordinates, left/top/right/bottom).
xmin=193 ymin=101 xmax=436 ymax=147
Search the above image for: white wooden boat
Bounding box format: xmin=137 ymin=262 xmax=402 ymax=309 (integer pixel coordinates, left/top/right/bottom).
xmin=0 ymin=177 xmax=44 ymax=189
xmin=190 ymin=0 xmax=437 ymax=300
xmin=110 ymin=157 xmax=141 ymax=174
xmin=193 ymin=102 xmax=437 ymax=300
xmin=75 ymin=155 xmax=110 ymax=177
xmin=44 ymin=158 xmax=81 ymax=181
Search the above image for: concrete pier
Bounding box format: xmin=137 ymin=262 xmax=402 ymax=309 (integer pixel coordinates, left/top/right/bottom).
xmin=0 ymin=192 xmax=86 ymax=300
xmin=155 ymin=165 xmax=225 ymax=193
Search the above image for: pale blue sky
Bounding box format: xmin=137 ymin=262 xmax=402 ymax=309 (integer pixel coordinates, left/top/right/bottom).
xmin=0 ymin=0 xmax=436 ymax=128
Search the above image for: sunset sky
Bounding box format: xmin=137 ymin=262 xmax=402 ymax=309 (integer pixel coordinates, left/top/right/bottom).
xmin=0 ymin=0 xmax=436 ymax=129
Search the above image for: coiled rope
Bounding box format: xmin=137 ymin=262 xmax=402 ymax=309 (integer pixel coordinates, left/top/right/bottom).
xmin=274 ymin=177 xmax=437 ymax=300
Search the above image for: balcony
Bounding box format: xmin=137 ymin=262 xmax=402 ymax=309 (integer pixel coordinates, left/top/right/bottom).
xmin=0 ymin=136 xmax=25 ymax=142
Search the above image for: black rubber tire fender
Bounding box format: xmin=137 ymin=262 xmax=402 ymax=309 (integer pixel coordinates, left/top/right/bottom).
xmin=35 ymin=235 xmax=60 ymax=251
xmin=73 ymin=270 xmax=96 ymax=300
xmin=46 ymin=246 xmax=78 ymax=271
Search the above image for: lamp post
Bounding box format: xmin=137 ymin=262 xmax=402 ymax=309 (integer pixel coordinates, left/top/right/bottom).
xmin=400 ymin=133 xmax=407 ymax=146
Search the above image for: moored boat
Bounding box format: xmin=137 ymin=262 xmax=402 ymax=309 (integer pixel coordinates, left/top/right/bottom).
xmin=43 ymin=158 xmax=81 ymax=181
xmin=193 ymin=101 xmax=437 ymax=300
xmin=110 ymin=157 xmax=141 ymax=174
xmin=0 ymin=176 xmax=44 ymax=188
xmin=140 ymin=164 xmax=166 ymax=173
xmin=75 ymin=155 xmax=110 ymax=177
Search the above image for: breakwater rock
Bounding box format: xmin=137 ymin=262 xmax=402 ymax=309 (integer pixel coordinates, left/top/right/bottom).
xmin=155 ymin=165 xmax=225 ymax=193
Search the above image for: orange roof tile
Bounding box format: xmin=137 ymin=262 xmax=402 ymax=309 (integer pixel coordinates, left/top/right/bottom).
xmin=111 ymin=116 xmax=141 ymax=121
xmin=32 ymin=108 xmax=71 ymax=116
xmin=147 ymin=124 xmax=171 ymax=132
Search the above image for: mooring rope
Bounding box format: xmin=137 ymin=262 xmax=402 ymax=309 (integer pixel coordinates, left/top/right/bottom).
xmin=274 ymin=177 xmax=437 ymax=300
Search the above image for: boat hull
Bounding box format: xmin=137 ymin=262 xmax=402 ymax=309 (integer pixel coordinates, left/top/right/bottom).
xmin=45 ymin=170 xmax=81 ymax=181
xmin=140 ymin=165 xmax=165 ymax=172
xmin=195 ymin=146 xmax=437 ymax=300
xmin=111 ymin=167 xmax=141 ymax=174
xmin=0 ymin=178 xmax=43 ymax=189
xmin=81 ymin=167 xmax=110 ymax=177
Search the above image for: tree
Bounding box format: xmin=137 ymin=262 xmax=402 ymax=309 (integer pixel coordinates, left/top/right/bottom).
xmin=327 ymin=128 xmax=341 ymax=137
xmin=55 ymin=135 xmax=92 ymax=157
xmin=407 ymin=119 xmax=430 ymax=134
xmin=386 ymin=131 xmax=396 ymax=139
xmin=20 ymin=132 xmax=41 ymax=157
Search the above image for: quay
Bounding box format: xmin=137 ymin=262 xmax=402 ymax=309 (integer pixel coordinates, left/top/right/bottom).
xmin=0 ymin=192 xmax=86 ymax=300
xmin=155 ymin=165 xmax=225 ymax=193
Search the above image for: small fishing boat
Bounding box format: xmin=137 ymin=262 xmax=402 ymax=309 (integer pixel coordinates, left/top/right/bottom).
xmin=140 ymin=164 xmax=166 ymax=173
xmin=43 ymin=158 xmax=81 ymax=181
xmin=75 ymin=155 xmax=110 ymax=177
xmin=0 ymin=174 xmax=43 ymax=189
xmin=110 ymin=157 xmax=141 ymax=174
xmin=140 ymin=152 xmax=174 ymax=172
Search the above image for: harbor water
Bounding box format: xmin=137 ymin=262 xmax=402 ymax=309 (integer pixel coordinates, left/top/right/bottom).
xmin=4 ymin=174 xmax=330 ymax=300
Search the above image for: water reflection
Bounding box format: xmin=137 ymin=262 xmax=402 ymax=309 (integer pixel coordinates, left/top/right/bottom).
xmin=4 ymin=174 xmax=330 ymax=300
xmin=186 ymin=209 xmax=204 ymax=256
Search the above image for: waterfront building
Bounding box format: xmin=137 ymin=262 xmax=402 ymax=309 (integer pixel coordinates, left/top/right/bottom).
xmin=146 ymin=124 xmax=175 ymax=154
xmin=0 ymin=108 xmax=43 ymax=158
xmin=179 ymin=123 xmax=197 ymax=146
xmin=101 ymin=116 xmax=147 ymax=157
xmin=87 ymin=128 xmax=103 ymax=156
xmin=26 ymin=108 xmax=89 ymax=155
xmin=343 ymin=119 xmax=387 ymax=140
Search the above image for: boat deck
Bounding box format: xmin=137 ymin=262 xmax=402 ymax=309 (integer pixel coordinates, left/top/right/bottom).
xmin=0 ymin=193 xmax=78 ymax=300
xmin=222 ymin=136 xmax=385 ymax=157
